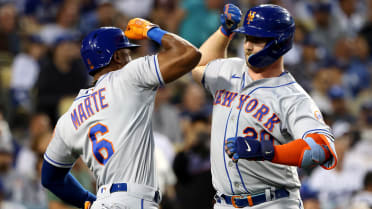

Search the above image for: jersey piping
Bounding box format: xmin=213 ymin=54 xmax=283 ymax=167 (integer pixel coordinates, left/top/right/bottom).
xmin=224 ymin=80 xmax=297 ymax=194
xmin=153 ymin=55 xmax=164 ymax=86
xmin=44 ymin=153 xmax=74 ymax=168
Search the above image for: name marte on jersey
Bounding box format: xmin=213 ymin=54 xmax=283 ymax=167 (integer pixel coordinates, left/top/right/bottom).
xmin=214 ymin=89 xmax=280 ymax=132
xmin=71 ymin=87 xmax=109 ymax=130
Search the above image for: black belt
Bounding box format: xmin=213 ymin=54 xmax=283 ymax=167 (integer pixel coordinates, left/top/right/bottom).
xmin=108 ymin=183 xmax=160 ymax=203
xmin=215 ymin=188 xmax=289 ymax=208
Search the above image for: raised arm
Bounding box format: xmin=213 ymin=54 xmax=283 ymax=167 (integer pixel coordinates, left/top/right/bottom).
xmin=125 ymin=18 xmax=201 ymax=83
xmin=192 ymin=4 xmax=242 ymax=84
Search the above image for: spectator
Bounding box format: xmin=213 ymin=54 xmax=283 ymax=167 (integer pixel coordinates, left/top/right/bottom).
xmin=288 ymin=37 xmax=328 ymax=92
xmin=16 ymin=113 xmax=52 ymax=180
xmin=327 ymin=85 xmax=356 ymax=124
xmin=0 ymin=112 xmax=33 ymax=207
xmin=9 ymin=35 xmax=46 ymax=117
xmin=35 ymin=35 xmax=88 ymax=125
xmin=332 ymin=37 xmax=353 ymax=69
xmin=310 ymin=67 xmax=343 ymax=116
xmin=344 ymin=100 xmax=372 ymax=177
xmin=310 ymin=2 xmax=344 ymax=54
xmin=79 ymin=1 xmax=117 ymax=36
xmin=0 ymin=3 xmax=20 ymax=55
xmin=153 ymin=86 xmax=183 ymax=146
xmin=150 ymin=0 xmax=184 ymax=33
xmin=308 ymin=120 xmax=359 ymax=209
xmin=113 ymin=0 xmax=154 ymax=18
xmin=343 ymin=35 xmax=372 ymax=98
xmin=359 ymin=0 xmax=372 ymax=57
xmin=173 ymin=115 xmax=214 ymax=209
xmin=284 ymin=20 xmax=309 ymax=67
xmin=13 ymin=133 xmax=50 ymax=209
xmin=349 ymin=171 xmax=372 ymax=208
xmin=300 ymin=181 xmax=321 ymax=209
xmin=38 ymin=0 xmax=81 ymax=46
xmin=0 ymin=179 xmax=26 ymax=209
xmin=332 ymin=0 xmax=366 ymax=38
xmin=180 ymin=82 xmax=211 ymax=123
xmin=21 ymin=0 xmax=62 ymax=24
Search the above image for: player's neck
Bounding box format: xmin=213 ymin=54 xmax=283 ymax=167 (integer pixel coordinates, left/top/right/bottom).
xmin=247 ymin=58 xmax=284 ymax=81
xmin=93 ymin=65 xmax=120 ymax=82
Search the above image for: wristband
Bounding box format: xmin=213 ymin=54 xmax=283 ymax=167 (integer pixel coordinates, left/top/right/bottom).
xmin=219 ymin=27 xmax=233 ymax=39
xmin=220 ymin=26 xmax=232 ymax=37
xmin=147 ymin=27 xmax=167 ymax=44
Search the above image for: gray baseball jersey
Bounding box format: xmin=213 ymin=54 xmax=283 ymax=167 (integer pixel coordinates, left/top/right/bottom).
xmin=202 ymin=58 xmax=336 ymax=196
xmin=44 ymin=55 xmax=163 ymax=192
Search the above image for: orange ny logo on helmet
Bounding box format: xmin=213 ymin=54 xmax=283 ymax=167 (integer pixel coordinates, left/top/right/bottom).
xmin=247 ymin=11 xmax=256 ymax=24
xmin=87 ymin=58 xmax=94 ymax=69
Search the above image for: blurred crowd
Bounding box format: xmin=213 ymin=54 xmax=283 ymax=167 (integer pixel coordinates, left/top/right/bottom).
xmin=0 ymin=0 xmax=371 ymax=209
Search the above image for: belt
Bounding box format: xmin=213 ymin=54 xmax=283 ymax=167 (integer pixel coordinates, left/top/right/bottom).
xmin=216 ymin=188 xmax=289 ymax=208
xmin=99 ymin=183 xmax=161 ymax=203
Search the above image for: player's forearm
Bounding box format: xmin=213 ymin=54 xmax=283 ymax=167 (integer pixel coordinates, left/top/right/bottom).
xmin=41 ymin=160 xmax=96 ymax=208
xmin=226 ymin=133 xmax=337 ymax=169
xmin=272 ymin=133 xmax=336 ymax=169
xmin=197 ymin=28 xmax=231 ymax=66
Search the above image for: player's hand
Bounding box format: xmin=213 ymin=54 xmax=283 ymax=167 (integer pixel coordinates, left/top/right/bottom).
xmin=225 ymin=137 xmax=274 ymax=162
xmin=125 ymin=18 xmax=159 ymax=40
xmin=84 ymin=201 xmax=93 ymax=209
xmin=220 ymin=4 xmax=242 ymax=37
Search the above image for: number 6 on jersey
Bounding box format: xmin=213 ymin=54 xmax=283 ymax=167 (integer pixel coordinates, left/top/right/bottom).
xmin=89 ymin=123 xmax=115 ymax=165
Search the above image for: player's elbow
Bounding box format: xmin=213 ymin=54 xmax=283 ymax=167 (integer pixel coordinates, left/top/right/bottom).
xmin=161 ymin=46 xmax=201 ymax=83
xmin=178 ymin=45 xmax=202 ymax=70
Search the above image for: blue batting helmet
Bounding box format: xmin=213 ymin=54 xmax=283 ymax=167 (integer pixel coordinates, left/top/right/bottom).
xmin=233 ymin=4 xmax=295 ymax=68
xmin=81 ymin=27 xmax=140 ymax=75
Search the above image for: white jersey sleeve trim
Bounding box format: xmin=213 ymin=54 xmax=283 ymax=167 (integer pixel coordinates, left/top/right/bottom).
xmin=44 ymin=153 xmax=74 ymax=168
xmin=301 ymin=129 xmax=334 ymax=141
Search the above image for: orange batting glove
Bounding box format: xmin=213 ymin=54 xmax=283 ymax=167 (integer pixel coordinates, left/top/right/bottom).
xmin=125 ymin=18 xmax=158 ymax=40
xmin=84 ymin=201 xmax=92 ymax=209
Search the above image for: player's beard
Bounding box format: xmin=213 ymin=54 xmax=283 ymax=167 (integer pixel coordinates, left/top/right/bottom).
xmin=245 ymin=51 xmax=257 ymax=71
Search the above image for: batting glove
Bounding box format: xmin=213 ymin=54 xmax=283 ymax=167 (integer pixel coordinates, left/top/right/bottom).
xmin=84 ymin=201 xmax=93 ymax=209
xmin=125 ymin=18 xmax=159 ymax=40
xmin=220 ymin=4 xmax=242 ymax=37
xmin=225 ymin=137 xmax=275 ymax=162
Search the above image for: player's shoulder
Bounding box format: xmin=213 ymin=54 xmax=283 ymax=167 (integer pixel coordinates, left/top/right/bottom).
xmin=120 ymin=55 xmax=154 ymax=71
xmin=114 ymin=54 xmax=156 ymax=80
xmin=207 ymin=57 xmax=245 ymax=67
xmin=277 ymin=73 xmax=320 ymax=109
xmin=205 ymin=57 xmax=245 ymax=77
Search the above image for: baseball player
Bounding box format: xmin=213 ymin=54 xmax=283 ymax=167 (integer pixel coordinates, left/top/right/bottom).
xmin=192 ymin=4 xmax=338 ymax=209
xmin=41 ymin=19 xmax=201 ymax=209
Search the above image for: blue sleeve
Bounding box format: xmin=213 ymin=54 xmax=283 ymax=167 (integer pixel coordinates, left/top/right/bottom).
xmin=41 ymin=160 xmax=96 ymax=208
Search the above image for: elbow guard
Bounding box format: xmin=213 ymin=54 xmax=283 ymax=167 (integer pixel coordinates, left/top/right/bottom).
xmin=300 ymin=136 xmax=331 ymax=168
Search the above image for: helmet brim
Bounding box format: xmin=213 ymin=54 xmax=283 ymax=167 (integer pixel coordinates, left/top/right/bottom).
xmin=119 ymin=43 xmax=141 ymax=49
xmin=233 ymin=25 xmax=278 ymax=38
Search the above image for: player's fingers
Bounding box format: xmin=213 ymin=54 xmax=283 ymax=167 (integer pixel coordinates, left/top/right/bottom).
xmin=226 ymin=144 xmax=236 ymax=153
xmin=84 ymin=201 xmax=92 ymax=209
xmin=226 ymin=137 xmax=236 ymax=144
xmin=232 ymin=153 xmax=239 ymax=162
xmin=224 ymin=144 xmax=233 ymax=156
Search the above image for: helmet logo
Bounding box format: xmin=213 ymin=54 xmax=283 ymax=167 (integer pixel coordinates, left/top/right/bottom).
xmin=87 ymin=58 xmax=94 ymax=70
xmin=247 ymin=11 xmax=256 ymax=24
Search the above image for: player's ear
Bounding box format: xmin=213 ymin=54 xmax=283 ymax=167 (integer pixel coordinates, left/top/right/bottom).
xmin=113 ymin=50 xmax=122 ymax=65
